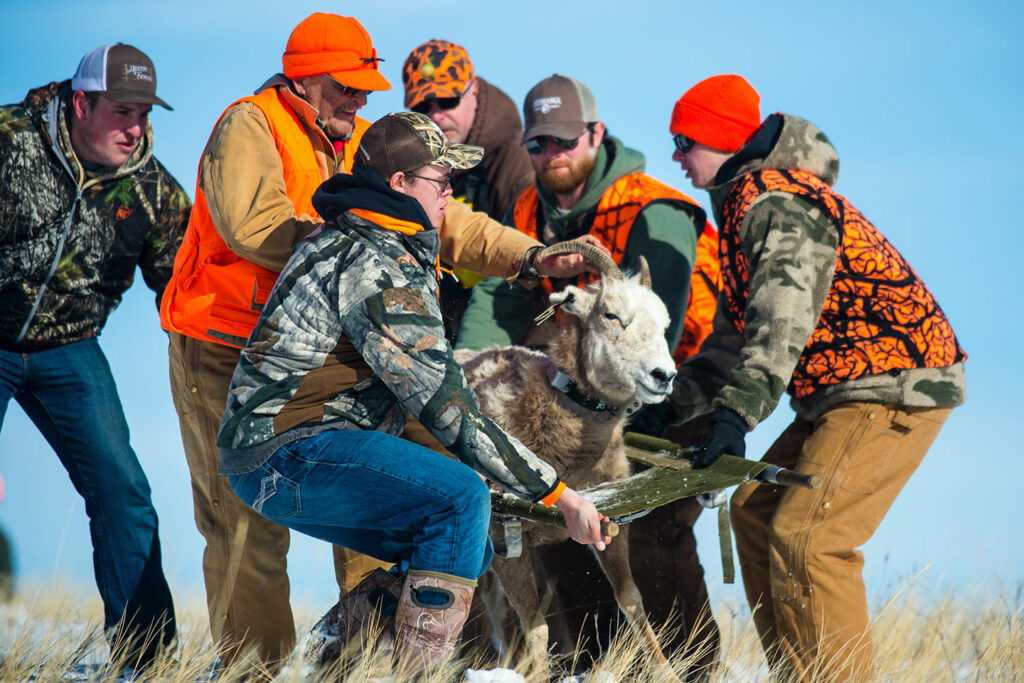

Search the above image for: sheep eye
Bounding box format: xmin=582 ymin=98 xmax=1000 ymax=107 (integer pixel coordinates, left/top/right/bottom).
xmin=603 ymin=311 xmax=621 ymax=323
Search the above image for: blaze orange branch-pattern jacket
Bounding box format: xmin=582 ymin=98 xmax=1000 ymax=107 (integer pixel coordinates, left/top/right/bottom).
xmin=670 ymin=114 xmax=966 ymax=427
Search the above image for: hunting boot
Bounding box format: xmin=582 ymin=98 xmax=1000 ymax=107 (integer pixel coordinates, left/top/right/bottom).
xmin=394 ymin=570 xmax=476 ymax=676
xmin=305 ymin=567 xmax=403 ymax=669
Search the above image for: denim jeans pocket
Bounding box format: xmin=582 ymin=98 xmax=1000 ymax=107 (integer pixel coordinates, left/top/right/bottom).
xmin=248 ymin=464 xmax=302 ymax=520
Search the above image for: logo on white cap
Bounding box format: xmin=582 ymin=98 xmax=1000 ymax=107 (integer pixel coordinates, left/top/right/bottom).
xmin=124 ymin=64 xmax=154 ymax=82
xmin=533 ymin=97 xmax=561 ymax=115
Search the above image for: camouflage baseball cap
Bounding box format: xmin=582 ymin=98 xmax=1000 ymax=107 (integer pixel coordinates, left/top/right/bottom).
xmin=402 ymin=40 xmax=475 ymax=109
xmin=356 ymin=111 xmax=483 ymax=179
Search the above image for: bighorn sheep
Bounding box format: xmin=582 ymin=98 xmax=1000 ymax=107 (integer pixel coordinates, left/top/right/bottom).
xmin=456 ymin=242 xmax=679 ymax=678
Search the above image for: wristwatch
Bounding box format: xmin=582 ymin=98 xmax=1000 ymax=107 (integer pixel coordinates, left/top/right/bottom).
xmin=521 ymin=246 xmax=542 ymax=278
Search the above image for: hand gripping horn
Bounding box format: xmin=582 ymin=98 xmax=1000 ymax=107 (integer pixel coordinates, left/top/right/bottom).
xmin=532 ymin=240 xmax=623 ymax=325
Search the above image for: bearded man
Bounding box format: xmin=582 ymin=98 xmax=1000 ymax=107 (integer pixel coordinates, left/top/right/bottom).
xmin=457 ymin=74 xmax=724 ymax=679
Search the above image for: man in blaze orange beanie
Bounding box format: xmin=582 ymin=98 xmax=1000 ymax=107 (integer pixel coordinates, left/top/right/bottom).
xmin=669 ymin=74 xmax=761 ymax=188
xmin=670 ymin=74 xmax=761 ymax=153
xmin=661 ymin=72 xmax=967 ymax=682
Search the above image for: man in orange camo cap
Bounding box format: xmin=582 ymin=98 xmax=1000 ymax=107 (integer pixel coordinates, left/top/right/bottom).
xmin=402 ymin=39 xmax=534 ymax=344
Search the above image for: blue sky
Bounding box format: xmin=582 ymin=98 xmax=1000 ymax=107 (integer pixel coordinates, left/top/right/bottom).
xmin=1 ymin=0 xmax=1021 ymax=613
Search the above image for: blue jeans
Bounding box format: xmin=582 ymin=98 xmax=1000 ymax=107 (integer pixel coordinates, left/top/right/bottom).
xmin=0 ymin=339 xmax=175 ymax=666
xmin=228 ymin=429 xmax=493 ymax=581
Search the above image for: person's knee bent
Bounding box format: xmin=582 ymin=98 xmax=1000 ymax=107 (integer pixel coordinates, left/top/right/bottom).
xmin=455 ymin=471 xmax=491 ymax=532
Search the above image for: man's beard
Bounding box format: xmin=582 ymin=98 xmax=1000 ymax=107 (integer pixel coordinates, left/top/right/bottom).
xmin=537 ymin=152 xmax=597 ymax=195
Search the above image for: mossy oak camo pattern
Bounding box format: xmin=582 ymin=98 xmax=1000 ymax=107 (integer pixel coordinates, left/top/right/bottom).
xmin=0 ymin=81 xmax=189 ymax=349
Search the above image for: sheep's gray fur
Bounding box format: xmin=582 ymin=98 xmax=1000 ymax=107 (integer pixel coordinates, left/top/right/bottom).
xmin=456 ymin=260 xmax=679 ymax=678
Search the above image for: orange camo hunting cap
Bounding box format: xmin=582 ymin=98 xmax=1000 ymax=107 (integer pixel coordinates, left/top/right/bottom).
xmin=402 ymin=39 xmax=475 ymax=108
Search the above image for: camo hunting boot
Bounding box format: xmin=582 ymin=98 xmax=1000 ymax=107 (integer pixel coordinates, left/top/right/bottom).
xmin=305 ymin=567 xmax=403 ymax=668
xmin=394 ymin=570 xmax=476 ymax=676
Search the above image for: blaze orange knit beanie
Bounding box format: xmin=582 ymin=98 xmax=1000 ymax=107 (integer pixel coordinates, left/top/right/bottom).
xmin=670 ymin=75 xmax=761 ymax=152
xmin=282 ymin=13 xmax=391 ymax=91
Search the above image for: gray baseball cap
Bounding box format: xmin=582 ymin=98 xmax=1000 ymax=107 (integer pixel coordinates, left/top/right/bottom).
xmin=522 ymin=74 xmax=599 ymax=142
xmin=71 ymin=43 xmax=172 ymax=110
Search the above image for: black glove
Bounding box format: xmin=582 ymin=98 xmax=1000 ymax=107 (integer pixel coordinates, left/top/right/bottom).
xmin=627 ymin=400 xmax=678 ymax=438
xmin=693 ymin=408 xmax=747 ymax=469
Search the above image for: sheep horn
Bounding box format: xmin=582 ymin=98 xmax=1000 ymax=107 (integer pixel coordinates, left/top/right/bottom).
xmin=637 ymin=256 xmax=652 ymax=289
xmin=536 ymin=241 xmax=623 ymax=281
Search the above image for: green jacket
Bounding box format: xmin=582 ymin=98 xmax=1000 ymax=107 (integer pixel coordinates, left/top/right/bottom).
xmin=670 ymin=114 xmax=966 ymax=426
xmin=456 ymin=135 xmax=698 ymax=351
xmin=0 ymin=81 xmax=190 ymax=350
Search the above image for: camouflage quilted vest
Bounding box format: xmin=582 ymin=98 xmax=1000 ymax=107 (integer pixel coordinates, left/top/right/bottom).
xmin=160 ymin=87 xmax=369 ymax=348
xmin=720 ymin=169 xmax=966 ymax=398
xmin=512 ymin=172 xmax=721 ymax=362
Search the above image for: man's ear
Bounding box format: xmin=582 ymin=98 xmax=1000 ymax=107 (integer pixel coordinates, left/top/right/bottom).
xmin=591 ymin=121 xmax=606 ymax=147
xmin=388 ymin=171 xmax=406 ymax=193
xmin=70 ymin=90 xmax=90 ymax=121
xmin=291 ymin=77 xmax=308 ymax=97
xmin=550 ymin=285 xmax=594 ymax=318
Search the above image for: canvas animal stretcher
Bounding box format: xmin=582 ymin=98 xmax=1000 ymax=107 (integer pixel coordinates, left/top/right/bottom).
xmin=489 ymin=431 xmax=821 ymax=557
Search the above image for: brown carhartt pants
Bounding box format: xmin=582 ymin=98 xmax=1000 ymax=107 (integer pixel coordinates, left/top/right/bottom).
xmin=167 ymin=332 xmax=387 ymax=669
xmin=731 ymin=402 xmax=951 ymax=682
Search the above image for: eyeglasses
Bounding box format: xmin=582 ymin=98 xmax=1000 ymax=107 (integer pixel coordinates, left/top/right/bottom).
xmin=406 ymin=173 xmax=452 ymax=195
xmin=326 ymin=75 xmax=366 ymax=98
xmin=525 ymin=135 xmax=582 ymax=156
xmin=411 ymin=97 xmax=461 ymax=115
xmin=673 ymin=134 xmax=696 ymax=154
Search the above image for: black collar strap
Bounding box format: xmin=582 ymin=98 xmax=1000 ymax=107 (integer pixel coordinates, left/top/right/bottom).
xmin=547 ymin=366 xmax=642 ymax=417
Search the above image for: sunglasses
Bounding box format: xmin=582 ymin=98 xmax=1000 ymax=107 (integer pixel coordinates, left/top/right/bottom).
xmin=411 ymin=97 xmax=462 ymax=115
xmin=525 ymin=135 xmax=582 ymax=156
xmin=673 ymin=134 xmax=697 ymax=153
xmin=327 ymin=75 xmax=366 ymax=98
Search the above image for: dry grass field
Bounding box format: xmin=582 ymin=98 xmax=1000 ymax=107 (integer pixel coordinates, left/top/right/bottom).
xmin=0 ymin=580 xmax=1020 ymax=682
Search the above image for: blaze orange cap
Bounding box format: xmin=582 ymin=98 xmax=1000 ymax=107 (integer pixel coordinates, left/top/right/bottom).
xmin=282 ymin=13 xmax=391 ymax=92
xmin=670 ymin=74 xmax=761 ymax=153
xmin=402 ymin=39 xmax=475 ymax=108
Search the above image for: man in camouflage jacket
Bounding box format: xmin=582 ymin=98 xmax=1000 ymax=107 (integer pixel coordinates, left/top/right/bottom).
xmin=218 ymin=113 xmax=608 ymax=674
xmin=0 ymin=44 xmax=189 ymax=671
xmin=666 ymin=75 xmax=966 ymax=681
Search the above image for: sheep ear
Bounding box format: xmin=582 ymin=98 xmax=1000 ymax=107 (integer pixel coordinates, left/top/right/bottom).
xmin=550 ymin=285 xmax=594 ymax=317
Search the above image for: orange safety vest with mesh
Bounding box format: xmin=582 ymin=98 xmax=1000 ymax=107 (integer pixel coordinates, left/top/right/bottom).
xmin=511 ymin=172 xmax=721 ymax=363
xmin=719 ymin=169 xmax=966 ymax=398
xmin=159 ymin=88 xmax=369 ymax=348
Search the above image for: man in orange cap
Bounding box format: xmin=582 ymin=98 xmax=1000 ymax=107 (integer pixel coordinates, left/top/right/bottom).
xmin=663 ymin=74 xmax=967 ymax=680
xmin=161 ymin=14 xmax=603 ymax=670
xmin=160 ymin=13 xmax=390 ymax=669
xmin=402 ymin=39 xmax=534 ymax=344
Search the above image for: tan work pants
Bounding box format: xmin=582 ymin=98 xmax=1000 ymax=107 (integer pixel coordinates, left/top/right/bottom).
xmin=731 ymin=402 xmax=951 ymax=682
xmin=167 ymin=332 xmax=386 ymax=669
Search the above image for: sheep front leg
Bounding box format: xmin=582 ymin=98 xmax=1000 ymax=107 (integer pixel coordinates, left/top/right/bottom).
xmin=592 ymin=527 xmax=680 ymax=680
xmin=489 ymin=553 xmax=551 ymax=680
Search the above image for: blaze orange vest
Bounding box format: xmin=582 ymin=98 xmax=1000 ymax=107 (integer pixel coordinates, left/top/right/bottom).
xmin=719 ymin=169 xmax=966 ymax=398
xmin=159 ymin=87 xmax=368 ymax=347
xmin=511 ymin=172 xmax=721 ymax=363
